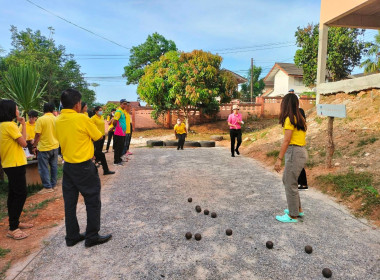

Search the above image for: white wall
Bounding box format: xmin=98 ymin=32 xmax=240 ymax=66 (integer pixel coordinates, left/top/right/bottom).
xmin=288 ymin=76 xmax=310 ymax=94
xmin=269 ymin=70 xmax=289 ymax=97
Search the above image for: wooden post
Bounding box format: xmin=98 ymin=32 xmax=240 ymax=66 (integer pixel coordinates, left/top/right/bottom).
xmin=326 ymin=116 xmax=335 ymax=168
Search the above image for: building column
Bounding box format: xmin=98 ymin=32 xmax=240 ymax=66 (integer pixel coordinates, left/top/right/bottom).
xmin=316 ymin=24 xmax=328 ymax=105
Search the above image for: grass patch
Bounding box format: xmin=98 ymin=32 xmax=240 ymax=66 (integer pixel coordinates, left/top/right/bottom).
xmin=319 ymin=150 xmax=326 ymax=157
xmin=357 ymin=137 xmax=378 ymax=147
xmin=0 ymin=261 xmax=11 ymax=280
xmin=0 ymin=247 xmax=11 ymax=258
xmin=23 ymin=198 xmax=56 ymax=213
xmin=316 ymin=170 xmax=380 ymax=215
xmin=314 ymin=117 xmax=323 ymax=125
xmin=306 ymin=160 xmax=317 ymax=168
xmin=266 ymin=150 xmax=280 ymax=158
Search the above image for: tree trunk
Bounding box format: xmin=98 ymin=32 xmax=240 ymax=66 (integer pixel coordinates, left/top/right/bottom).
xmin=326 ymin=116 xmax=335 ymax=168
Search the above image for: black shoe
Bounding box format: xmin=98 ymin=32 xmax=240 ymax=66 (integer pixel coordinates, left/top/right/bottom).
xmin=298 ymin=185 xmax=309 ymax=191
xmin=181 ymin=148 xmax=184 ymax=150
xmin=231 ymin=154 xmax=235 ymax=157
xmin=177 ymin=147 xmax=180 ymax=150
xmin=235 ymin=149 xmax=240 ymax=155
xmin=66 ymin=233 xmax=85 ymax=247
xmin=85 ymin=234 xmax=112 ymax=248
xmin=103 ymin=171 xmax=115 ymax=175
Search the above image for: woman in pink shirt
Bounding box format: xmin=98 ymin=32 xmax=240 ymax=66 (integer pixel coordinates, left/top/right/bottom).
xmin=227 ymin=105 xmax=243 ymax=157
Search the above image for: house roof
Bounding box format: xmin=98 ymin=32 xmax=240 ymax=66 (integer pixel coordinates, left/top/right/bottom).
xmin=264 ymin=63 xmax=304 ymax=82
xmin=222 ymin=69 xmax=248 ymax=84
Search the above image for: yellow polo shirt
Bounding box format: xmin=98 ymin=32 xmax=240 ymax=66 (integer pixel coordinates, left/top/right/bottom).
xmin=174 ymin=123 xmax=186 ymax=134
xmin=19 ymin=121 xmax=36 ymax=141
xmin=91 ymin=114 xmax=105 ymax=135
xmin=83 ymin=112 xmax=89 ymax=118
xmin=107 ymin=115 xmax=114 ymax=131
xmin=125 ymin=110 xmax=131 ymax=134
xmin=55 ymin=109 xmax=103 ymax=163
xmin=34 ymin=113 xmax=59 ymax=151
xmin=0 ymin=122 xmax=27 ymax=168
xmin=283 ymin=117 xmax=306 ymax=146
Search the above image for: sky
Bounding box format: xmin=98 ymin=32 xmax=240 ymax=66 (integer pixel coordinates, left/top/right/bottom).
xmin=0 ymin=0 xmax=378 ymax=104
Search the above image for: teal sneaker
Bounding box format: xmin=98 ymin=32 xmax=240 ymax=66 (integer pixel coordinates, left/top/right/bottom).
xmin=284 ymin=209 xmax=304 ymax=217
xmin=275 ymin=214 xmax=298 ymax=223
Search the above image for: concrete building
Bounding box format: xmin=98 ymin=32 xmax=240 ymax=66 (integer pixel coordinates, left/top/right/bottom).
xmin=317 ymin=0 xmax=380 ymax=103
xmin=263 ymin=63 xmax=310 ymax=97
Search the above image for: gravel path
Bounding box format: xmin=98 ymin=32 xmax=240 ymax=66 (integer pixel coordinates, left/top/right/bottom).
xmin=11 ymin=147 xmax=380 ymax=280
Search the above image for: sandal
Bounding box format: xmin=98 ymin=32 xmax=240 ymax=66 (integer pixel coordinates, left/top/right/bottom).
xmin=275 ymin=214 xmax=298 ymax=223
xmin=19 ymin=222 xmax=34 ymax=229
xmin=7 ymin=228 xmax=29 ymax=240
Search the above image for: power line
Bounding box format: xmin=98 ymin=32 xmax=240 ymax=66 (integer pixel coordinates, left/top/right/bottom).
xmin=25 ymin=0 xmax=131 ymax=50
xmin=217 ymin=43 xmax=296 ymax=54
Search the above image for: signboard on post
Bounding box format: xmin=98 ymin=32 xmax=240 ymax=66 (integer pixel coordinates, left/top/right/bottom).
xmin=317 ymin=104 xmax=346 ymax=118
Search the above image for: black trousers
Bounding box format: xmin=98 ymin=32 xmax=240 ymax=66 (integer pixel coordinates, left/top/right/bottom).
xmin=62 ymin=160 xmax=101 ymax=242
xmin=4 ymin=165 xmax=27 ymax=231
xmin=177 ymin=134 xmax=186 ymax=149
xmin=113 ymin=135 xmax=126 ymax=164
xmin=106 ymin=130 xmax=114 ymax=151
xmin=230 ymin=129 xmax=242 ymax=155
xmin=125 ymin=124 xmax=133 ymax=152
xmin=298 ymin=168 xmax=308 ymax=186
xmin=94 ymin=137 xmax=109 ymax=173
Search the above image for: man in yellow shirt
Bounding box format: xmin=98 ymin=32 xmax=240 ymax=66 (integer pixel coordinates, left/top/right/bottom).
xmin=19 ymin=110 xmax=38 ymax=155
xmin=174 ymin=118 xmax=187 ymax=150
xmin=33 ymin=103 xmax=59 ymax=194
xmin=122 ymin=102 xmax=132 ymax=157
xmin=105 ymin=108 xmax=116 ymax=153
xmin=56 ymin=89 xmax=112 ymax=247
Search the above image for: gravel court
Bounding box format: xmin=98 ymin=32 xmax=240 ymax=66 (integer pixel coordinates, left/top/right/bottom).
xmin=12 ymin=147 xmax=380 ymax=280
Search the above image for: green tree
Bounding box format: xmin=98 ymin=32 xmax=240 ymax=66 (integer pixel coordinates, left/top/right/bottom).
xmin=1 ymin=64 xmax=46 ymax=117
xmin=294 ymin=23 xmax=365 ymax=87
xmin=123 ymin=32 xmax=177 ymax=85
xmin=137 ymin=50 xmax=237 ymax=130
xmin=240 ymin=66 xmax=265 ymax=101
xmin=2 ymin=26 xmax=95 ymax=106
xmin=361 ymin=31 xmax=380 ymax=73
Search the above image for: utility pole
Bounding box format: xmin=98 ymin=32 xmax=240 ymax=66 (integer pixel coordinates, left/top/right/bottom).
xmin=250 ymin=58 xmax=253 ymax=103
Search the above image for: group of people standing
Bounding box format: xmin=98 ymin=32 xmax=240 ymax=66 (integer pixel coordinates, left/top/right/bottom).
xmin=0 ymin=92 xmax=133 ymax=246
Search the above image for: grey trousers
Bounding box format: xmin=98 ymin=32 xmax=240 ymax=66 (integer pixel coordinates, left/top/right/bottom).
xmin=282 ymin=145 xmax=308 ymax=217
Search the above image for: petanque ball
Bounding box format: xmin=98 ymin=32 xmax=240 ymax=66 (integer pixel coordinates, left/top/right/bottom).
xmin=211 ymin=212 xmax=217 ymax=218
xmin=204 ymin=209 xmax=209 ymax=215
xmin=322 ymin=268 xmax=332 ymax=278
xmin=226 ymin=229 xmax=233 ymax=236
xmin=188 ymin=198 xmax=192 ymax=203
xmin=266 ymin=241 xmax=274 ymax=249
xmin=185 ymin=232 xmax=192 ymax=240
xmin=195 ymin=206 xmax=201 ymax=213
xmin=305 ymin=245 xmax=313 ymax=254
xmin=194 ymin=233 xmax=202 ymax=241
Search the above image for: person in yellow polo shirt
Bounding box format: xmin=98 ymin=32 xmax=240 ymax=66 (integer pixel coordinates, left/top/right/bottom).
xmin=105 ymin=108 xmax=116 ymax=153
xmin=174 ymin=118 xmax=187 ymax=150
xmin=19 ymin=110 xmax=38 ymax=156
xmin=33 ymin=103 xmax=60 ymax=194
xmin=0 ymin=99 xmax=33 ymax=240
xmin=56 ymin=89 xmax=112 ymax=247
xmin=91 ymin=106 xmax=114 ymax=175
xmin=274 ymin=93 xmax=308 ymax=223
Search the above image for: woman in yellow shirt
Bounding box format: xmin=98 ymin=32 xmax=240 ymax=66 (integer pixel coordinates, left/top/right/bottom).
xmin=174 ymin=118 xmax=187 ymax=150
xmin=19 ymin=110 xmax=38 ymax=156
xmin=274 ymin=94 xmax=308 ymax=223
xmin=0 ymin=100 xmax=32 ymax=240
xmin=91 ymin=106 xmax=114 ymax=175
xmin=81 ymin=102 xmax=89 ymax=117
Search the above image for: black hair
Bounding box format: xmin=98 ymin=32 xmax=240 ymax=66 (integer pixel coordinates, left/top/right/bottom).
xmin=0 ymin=99 xmax=17 ymax=122
xmin=279 ymin=94 xmax=307 ymax=131
xmin=43 ymin=103 xmax=55 ymax=113
xmin=81 ymin=101 xmax=87 ymax=110
xmin=111 ymin=108 xmax=116 ymax=112
xmin=28 ymin=110 xmax=38 ymax=118
xmin=94 ymin=106 xmax=102 ymax=113
xmin=61 ymin=89 xmax=82 ymax=109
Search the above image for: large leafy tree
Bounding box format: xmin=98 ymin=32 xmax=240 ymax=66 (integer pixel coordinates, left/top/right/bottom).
xmin=361 ymin=30 xmax=380 ymax=73
xmin=1 ymin=26 xmax=95 ymax=106
xmin=137 ymin=50 xmax=237 ymax=130
xmin=294 ymin=23 xmax=365 ymax=87
xmin=123 ymin=32 xmax=177 ymax=85
xmin=240 ymin=66 xmax=265 ymax=101
xmin=2 ymin=64 xmax=46 ymax=117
